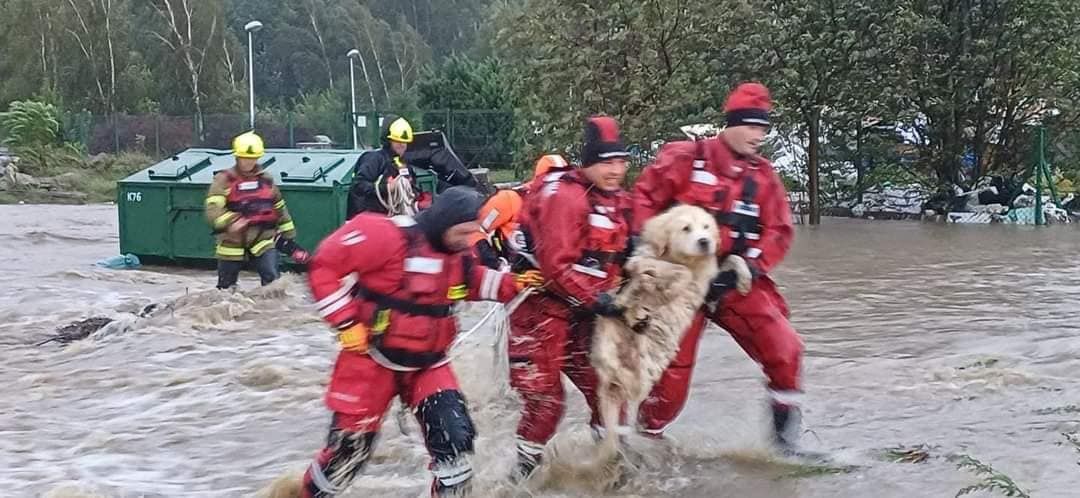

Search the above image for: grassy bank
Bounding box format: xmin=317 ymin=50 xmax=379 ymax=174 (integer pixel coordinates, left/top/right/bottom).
xmin=0 ymin=151 xmax=157 ymax=204
xmin=487 ymin=168 xmax=520 ymax=184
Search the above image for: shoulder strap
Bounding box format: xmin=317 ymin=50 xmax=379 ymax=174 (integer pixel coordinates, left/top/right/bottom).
xmin=741 ymin=175 xmax=758 ymax=203
xmin=558 ymin=170 xmax=589 ymax=188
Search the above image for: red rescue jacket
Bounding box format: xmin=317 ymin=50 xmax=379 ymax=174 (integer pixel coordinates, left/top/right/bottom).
xmin=309 ymin=214 xmax=519 ymax=370
xmin=632 ymin=136 xmax=793 ymax=274
xmin=224 ymin=171 xmax=279 ymax=227
xmin=514 ymin=169 xmax=631 ymax=309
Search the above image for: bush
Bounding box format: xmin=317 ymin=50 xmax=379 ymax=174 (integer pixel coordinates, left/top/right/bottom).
xmin=0 ymin=100 xmax=92 ymax=177
xmin=1 ymin=100 xmax=60 ymax=149
xmin=13 ymin=144 xmax=85 ymax=177
xmin=292 ymin=89 xmax=351 ymax=146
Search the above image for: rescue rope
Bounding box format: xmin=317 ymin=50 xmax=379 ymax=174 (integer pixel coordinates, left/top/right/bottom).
xmin=396 ymin=287 xmax=536 ymax=439
xmin=449 ymin=287 xmax=534 ymax=354
xmin=376 ymin=175 xmax=418 ymax=217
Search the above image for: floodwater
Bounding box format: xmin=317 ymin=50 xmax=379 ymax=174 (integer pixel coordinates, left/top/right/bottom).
xmin=1 ymin=204 xmax=1079 ymax=498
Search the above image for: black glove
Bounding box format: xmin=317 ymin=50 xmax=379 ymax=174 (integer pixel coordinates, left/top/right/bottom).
xmin=275 ymin=236 xmax=311 ymax=264
xmin=705 ymin=270 xmax=738 ymax=302
xmin=474 ymin=239 xmax=502 ymax=270
xmin=589 ymin=293 xmax=624 ymax=317
xmin=275 ymin=235 xmax=302 ymax=254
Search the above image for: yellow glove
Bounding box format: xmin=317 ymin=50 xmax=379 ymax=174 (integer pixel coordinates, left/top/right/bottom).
xmin=337 ymin=323 xmax=369 ymax=353
xmin=514 ymin=270 xmax=545 ymax=291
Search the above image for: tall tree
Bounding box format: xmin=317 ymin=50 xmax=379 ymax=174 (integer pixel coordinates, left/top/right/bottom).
xmin=369 ymin=0 xmax=495 ymax=60
xmin=740 ymin=0 xmax=903 ymax=224
xmin=301 ymin=0 xmax=335 ymax=90
xmin=0 ymin=0 xmax=57 ymax=107
xmin=897 ymin=0 xmax=1080 ymax=187
xmin=145 ymin=0 xmax=225 ymax=135
xmin=496 ymin=0 xmax=740 ymax=163
xmin=58 ymin=0 xmax=129 ymax=114
xmin=390 ymin=17 xmax=431 ymax=95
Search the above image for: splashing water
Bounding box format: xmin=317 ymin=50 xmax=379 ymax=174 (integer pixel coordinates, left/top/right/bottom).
xmin=2 ymin=205 xmax=1080 ymax=497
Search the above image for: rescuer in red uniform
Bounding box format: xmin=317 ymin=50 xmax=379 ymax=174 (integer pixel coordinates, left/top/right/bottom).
xmin=299 ymin=186 xmax=543 ymax=497
xmin=506 ymin=116 xmax=633 ymax=480
xmin=631 ymin=82 xmax=805 ymax=452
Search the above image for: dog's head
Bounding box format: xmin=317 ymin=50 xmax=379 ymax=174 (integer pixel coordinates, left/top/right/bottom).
xmin=639 ymin=204 xmax=719 ymax=266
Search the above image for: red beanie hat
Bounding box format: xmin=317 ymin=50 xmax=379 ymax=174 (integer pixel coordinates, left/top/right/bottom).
xmin=581 ymin=116 xmax=629 ymax=167
xmin=724 ymin=82 xmax=772 ymax=128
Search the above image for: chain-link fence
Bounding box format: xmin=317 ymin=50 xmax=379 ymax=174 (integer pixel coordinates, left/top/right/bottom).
xmin=352 ymin=110 xmax=515 ymax=172
xmin=59 ymin=110 xmax=518 ymax=172
xmin=61 ymin=112 xmax=343 ymax=156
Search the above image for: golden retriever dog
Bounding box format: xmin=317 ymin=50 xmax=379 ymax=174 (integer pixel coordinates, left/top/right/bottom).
xmin=591 ymin=204 xmax=720 ymax=461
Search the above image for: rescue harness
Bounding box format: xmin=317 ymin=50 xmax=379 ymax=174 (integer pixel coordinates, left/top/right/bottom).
xmin=349 ymin=227 xmax=472 ymax=369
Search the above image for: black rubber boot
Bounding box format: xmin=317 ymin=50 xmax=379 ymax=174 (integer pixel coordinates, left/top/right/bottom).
xmin=772 ymin=402 xmax=802 ymax=455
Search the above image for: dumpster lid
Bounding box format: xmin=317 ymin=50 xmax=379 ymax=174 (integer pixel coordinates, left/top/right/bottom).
xmin=121 ymin=148 xmax=365 ymax=185
xmin=278 ymin=154 xmax=350 ymax=183
xmin=145 ymin=152 xmax=223 ymax=180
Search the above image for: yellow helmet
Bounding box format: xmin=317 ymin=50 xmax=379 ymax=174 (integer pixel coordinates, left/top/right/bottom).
xmin=384 ymin=116 xmax=413 ymax=144
xmin=232 ymin=132 xmax=265 ymax=158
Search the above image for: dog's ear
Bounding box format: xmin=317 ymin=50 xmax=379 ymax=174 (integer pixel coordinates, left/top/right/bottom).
xmin=639 ymin=212 xmax=670 ymax=257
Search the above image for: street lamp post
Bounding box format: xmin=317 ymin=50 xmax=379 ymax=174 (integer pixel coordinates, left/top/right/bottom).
xmin=244 ymin=20 xmax=263 ymax=131
xmin=347 ymin=49 xmax=361 ymax=149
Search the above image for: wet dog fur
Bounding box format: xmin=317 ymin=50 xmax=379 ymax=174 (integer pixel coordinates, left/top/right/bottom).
xmin=590 ymin=204 xmax=720 ymax=463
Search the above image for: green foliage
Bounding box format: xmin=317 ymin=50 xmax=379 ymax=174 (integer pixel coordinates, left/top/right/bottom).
xmin=496 ymin=0 xmax=740 ymax=165
xmin=0 ymin=0 xmax=466 ymax=114
xmin=881 ymin=444 xmax=934 ymax=464
xmin=11 ymin=144 xmax=84 ymax=178
xmin=0 ymin=100 xmax=60 ymax=148
xmin=81 ymin=152 xmax=156 ymax=202
xmin=895 ymin=0 xmax=1080 ymax=186
xmin=3 ymin=0 xmax=1080 ymax=196
xmin=290 ymin=88 xmax=351 ymax=145
xmin=417 ymin=56 xmax=511 ymax=111
xmin=413 ymin=56 xmax=519 ymax=167
xmin=770 ymin=459 xmax=859 ymax=480
xmin=0 ymin=100 xmax=75 ymax=176
xmin=369 ymin=0 xmax=496 ymax=60
xmin=947 ymin=454 xmax=1031 ymax=498
xmin=0 ymin=150 xmax=152 ymax=203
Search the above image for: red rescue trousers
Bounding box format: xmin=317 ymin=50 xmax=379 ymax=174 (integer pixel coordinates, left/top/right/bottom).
xmin=507 ymin=295 xmax=602 ymax=447
xmin=638 ymin=277 xmax=804 ymax=434
xmin=301 ymin=352 xmax=473 ymax=498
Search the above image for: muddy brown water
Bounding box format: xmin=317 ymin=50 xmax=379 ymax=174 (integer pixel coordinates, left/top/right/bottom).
xmin=1 ymin=204 xmax=1079 ymax=497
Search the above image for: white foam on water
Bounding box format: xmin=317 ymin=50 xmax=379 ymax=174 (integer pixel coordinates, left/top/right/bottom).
xmin=2 ymin=206 xmax=1079 ymax=497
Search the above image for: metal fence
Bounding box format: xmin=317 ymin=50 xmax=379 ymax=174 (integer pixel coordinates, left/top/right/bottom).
xmin=62 ymin=113 xmax=291 ymax=156
xmin=352 ymin=110 xmax=515 ymax=172
xmin=59 ymin=110 xmax=517 ymax=172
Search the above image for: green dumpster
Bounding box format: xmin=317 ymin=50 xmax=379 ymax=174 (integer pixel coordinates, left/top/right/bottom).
xmin=414 ymin=168 xmax=438 ymax=195
xmin=117 ymin=148 xmax=365 ymax=266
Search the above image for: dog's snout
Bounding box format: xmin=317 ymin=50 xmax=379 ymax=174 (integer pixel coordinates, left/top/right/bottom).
xmin=697 ymin=237 xmax=711 ymax=250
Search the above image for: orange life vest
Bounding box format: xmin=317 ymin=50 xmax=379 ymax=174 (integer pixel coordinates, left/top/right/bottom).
xmin=225 ymin=171 xmax=279 ymax=227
